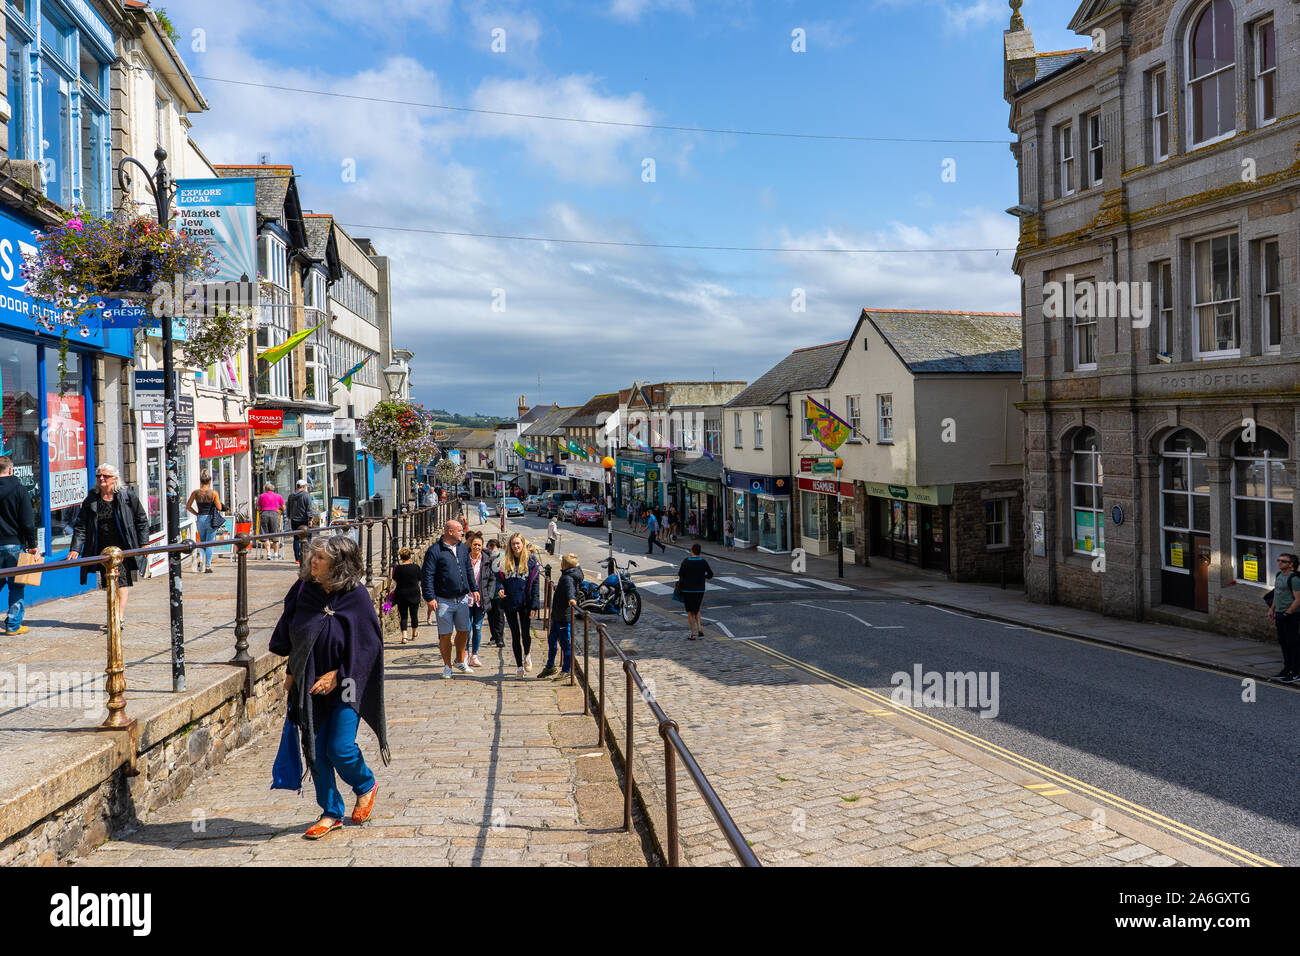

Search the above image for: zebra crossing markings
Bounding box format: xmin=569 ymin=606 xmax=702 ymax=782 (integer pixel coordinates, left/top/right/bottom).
xmin=639 ymin=573 xmax=858 ymax=593
xmin=755 ymin=576 xmax=811 ymax=589
xmin=713 ymin=576 xmax=765 ymax=589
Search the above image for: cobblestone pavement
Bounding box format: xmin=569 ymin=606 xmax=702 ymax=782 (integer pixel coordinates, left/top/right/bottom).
xmin=77 ymin=637 xmax=648 ymax=867
xmin=548 ymin=526 xmax=1236 ymax=868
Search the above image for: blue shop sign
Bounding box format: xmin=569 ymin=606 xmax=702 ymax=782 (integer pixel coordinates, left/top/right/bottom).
xmin=725 ymin=471 xmax=788 ymax=495
xmin=524 ymin=459 xmax=561 ymax=476
xmin=0 ymin=205 xmax=134 ymax=357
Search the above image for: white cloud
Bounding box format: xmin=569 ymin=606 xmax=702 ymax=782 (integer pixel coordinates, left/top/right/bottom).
xmin=608 ymin=0 xmax=694 ymax=22
xmin=872 ymin=0 xmax=1008 ymax=34
xmin=465 ymin=1 xmax=543 ymax=57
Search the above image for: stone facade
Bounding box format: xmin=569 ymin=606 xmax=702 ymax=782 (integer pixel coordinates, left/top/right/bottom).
xmin=1005 ymin=0 xmax=1300 ymax=639
xmin=951 ymin=479 xmax=1026 ymax=584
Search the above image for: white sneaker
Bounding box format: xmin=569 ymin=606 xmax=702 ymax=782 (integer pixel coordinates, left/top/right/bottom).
xmin=455 ymin=661 xmax=472 ymax=674
xmin=524 ymin=654 xmax=532 ymax=672
xmin=442 ymin=666 xmax=453 ymax=679
xmin=516 ymin=666 xmax=525 ymax=678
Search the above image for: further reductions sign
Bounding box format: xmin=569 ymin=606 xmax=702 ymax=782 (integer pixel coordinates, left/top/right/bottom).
xmin=175 ymin=178 xmax=258 ymax=283
xmin=46 ymin=393 xmax=87 ymax=509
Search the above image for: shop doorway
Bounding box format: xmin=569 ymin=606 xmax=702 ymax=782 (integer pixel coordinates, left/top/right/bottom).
xmin=922 ymin=505 xmax=948 ymax=572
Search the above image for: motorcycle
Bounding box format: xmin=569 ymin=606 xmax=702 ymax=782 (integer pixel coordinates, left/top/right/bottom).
xmin=577 ymin=557 xmax=642 ymax=625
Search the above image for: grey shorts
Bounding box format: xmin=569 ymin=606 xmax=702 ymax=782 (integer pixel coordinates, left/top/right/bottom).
xmin=434 ymin=594 xmax=471 ymax=634
xmin=260 ymin=511 xmax=281 ymax=534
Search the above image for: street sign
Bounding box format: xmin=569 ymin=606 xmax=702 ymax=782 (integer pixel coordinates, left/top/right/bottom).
xmin=811 ymin=462 xmax=834 ymax=475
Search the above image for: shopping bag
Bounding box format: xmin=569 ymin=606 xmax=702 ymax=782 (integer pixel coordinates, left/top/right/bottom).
xmin=270 ymin=713 xmax=304 ymax=792
xmin=14 ymin=552 xmax=43 ymax=587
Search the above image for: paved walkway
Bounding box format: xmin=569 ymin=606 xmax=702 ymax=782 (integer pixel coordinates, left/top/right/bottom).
xmin=552 ymin=526 xmax=1236 ymax=867
xmin=604 ymin=525 xmax=1287 ymax=682
xmin=78 ymin=641 xmax=645 ymax=867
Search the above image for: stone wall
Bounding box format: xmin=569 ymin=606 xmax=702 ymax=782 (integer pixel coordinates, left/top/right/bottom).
xmin=950 ymin=480 xmax=1025 ymax=584
xmin=0 ymin=660 xmax=287 ymax=867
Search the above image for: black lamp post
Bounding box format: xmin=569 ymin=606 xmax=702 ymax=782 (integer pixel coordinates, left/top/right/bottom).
xmin=382 ymin=360 xmax=409 ymax=559
xmin=118 ymin=147 xmax=186 ymax=692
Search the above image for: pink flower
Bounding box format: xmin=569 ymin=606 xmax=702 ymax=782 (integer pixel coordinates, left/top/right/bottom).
xmin=67 ymin=218 xmax=84 ymax=231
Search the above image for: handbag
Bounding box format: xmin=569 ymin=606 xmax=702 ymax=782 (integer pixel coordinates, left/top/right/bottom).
xmin=209 ymin=507 xmax=227 ymax=533
xmin=672 ymin=581 xmax=684 ymax=603
xmin=270 ymin=713 xmax=304 ymax=792
xmin=15 ymin=551 xmax=43 ymax=586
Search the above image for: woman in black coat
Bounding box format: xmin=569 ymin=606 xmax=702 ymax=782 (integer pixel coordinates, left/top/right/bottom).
xmin=67 ymin=464 xmax=150 ymax=630
xmin=676 ymin=543 xmax=714 ymax=640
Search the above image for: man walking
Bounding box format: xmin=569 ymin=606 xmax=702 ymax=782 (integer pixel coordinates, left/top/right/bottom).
xmin=0 ymin=456 xmax=37 ymax=635
xmin=287 ymin=479 xmax=315 ymax=563
xmin=646 ymin=509 xmax=665 ymax=554
xmin=1267 ymin=552 xmax=1300 ymax=683
xmin=422 ymin=518 xmax=475 ymax=678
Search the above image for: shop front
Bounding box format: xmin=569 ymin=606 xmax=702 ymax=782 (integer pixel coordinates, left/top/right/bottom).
xmin=797 ymin=476 xmax=854 ymax=559
xmin=614 ymin=455 xmax=662 ymax=517
xmin=252 ymin=409 xmax=303 ymax=523
xmin=726 ymin=471 xmax=792 ymax=552
xmin=303 ymin=414 xmax=334 ymax=509
xmin=865 ymin=482 xmax=953 ymax=571
xmin=564 ymin=459 xmax=606 ymax=499
xmin=0 ymin=205 xmax=135 ymax=601
xmin=197 ymin=422 xmax=253 ymax=558
xmin=674 ymin=458 xmax=725 ymax=542
xmin=523 ymin=459 xmax=562 ymax=493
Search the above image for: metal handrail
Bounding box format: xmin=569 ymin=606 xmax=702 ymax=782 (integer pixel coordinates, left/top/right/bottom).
xmin=570 ymin=604 xmax=759 ymax=868
xmin=7 ymin=505 xmax=447 ymax=739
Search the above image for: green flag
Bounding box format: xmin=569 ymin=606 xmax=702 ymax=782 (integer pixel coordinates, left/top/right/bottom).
xmin=338 ymin=352 xmax=374 ymax=389
xmin=259 ymin=321 xmax=324 ymax=366
xmin=567 ymin=440 xmax=589 ymax=460
xmin=513 ymin=441 xmax=529 ymax=458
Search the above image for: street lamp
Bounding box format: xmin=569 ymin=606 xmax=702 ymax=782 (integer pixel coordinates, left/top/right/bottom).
xmin=118 ymin=147 xmax=186 ymax=692
xmin=382 ymin=361 xmax=409 ymax=536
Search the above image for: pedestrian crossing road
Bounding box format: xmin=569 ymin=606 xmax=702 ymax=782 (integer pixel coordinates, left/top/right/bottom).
xmin=634 ymin=574 xmax=857 ymax=595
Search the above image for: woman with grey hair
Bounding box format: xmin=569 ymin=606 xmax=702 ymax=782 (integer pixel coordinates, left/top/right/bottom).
xmin=68 ymin=464 xmax=149 ymax=631
xmin=257 ymin=481 xmax=286 ymax=561
xmin=269 ymin=534 xmax=390 ymax=839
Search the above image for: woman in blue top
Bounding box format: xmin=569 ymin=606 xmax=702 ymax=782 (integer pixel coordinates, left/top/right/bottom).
xmin=676 ymin=543 xmax=713 ymax=640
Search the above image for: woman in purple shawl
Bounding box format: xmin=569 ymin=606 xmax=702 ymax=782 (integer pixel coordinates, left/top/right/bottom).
xmin=270 ymin=534 xmax=391 ymax=839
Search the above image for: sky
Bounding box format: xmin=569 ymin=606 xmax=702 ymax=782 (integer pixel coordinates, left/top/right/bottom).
xmin=159 ymin=0 xmax=1091 ymax=417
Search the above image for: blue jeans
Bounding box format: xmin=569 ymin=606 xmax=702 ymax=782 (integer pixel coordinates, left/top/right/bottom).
xmin=469 ymin=604 xmax=485 ymax=655
xmin=195 ymin=513 xmax=216 ymax=566
xmin=0 ymin=544 xmax=25 ymax=631
xmin=313 ymin=703 xmax=376 ymax=820
xmin=546 ymin=619 xmax=572 ymax=673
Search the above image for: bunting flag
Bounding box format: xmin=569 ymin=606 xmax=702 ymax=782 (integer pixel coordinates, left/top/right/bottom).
xmin=338 ymin=352 xmax=375 ymax=389
xmin=652 ymin=429 xmax=676 ymax=450
xmin=513 ymin=441 xmax=530 ymax=458
xmin=628 ymin=432 xmax=651 ymax=452
xmin=521 ymin=440 xmax=539 ymax=454
xmin=259 ymin=321 xmax=324 ymax=367
xmin=701 ymin=448 xmax=715 ymax=461
xmin=567 ymin=440 xmax=590 ymax=460
xmin=805 ymin=395 xmax=852 ymax=452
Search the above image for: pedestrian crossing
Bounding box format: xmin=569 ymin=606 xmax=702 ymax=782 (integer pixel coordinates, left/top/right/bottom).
xmin=635 ymin=574 xmax=857 ymax=595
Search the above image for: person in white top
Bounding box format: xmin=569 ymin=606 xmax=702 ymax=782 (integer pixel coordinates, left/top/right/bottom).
xmin=546 ymin=516 xmax=559 ymax=555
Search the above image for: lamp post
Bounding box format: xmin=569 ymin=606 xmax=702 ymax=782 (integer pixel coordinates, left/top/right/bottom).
xmin=118 ymin=147 xmax=186 ymax=692
xmin=833 ymin=457 xmax=845 ymax=579
xmin=602 ymin=455 xmax=616 ymax=574
xmin=382 ymin=361 xmax=409 ymax=549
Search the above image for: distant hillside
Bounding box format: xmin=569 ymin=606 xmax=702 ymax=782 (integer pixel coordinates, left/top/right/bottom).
xmin=427 ymin=408 xmax=506 ymax=429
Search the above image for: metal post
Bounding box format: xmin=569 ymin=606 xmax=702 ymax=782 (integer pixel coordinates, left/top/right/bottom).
xmin=229 ymin=533 xmax=252 ymax=664
xmin=543 ymin=564 xmax=552 ymax=628
xmin=624 ymin=664 xmax=634 ymax=831
xmin=101 ymin=548 xmax=129 ymax=728
xmin=365 ymin=519 xmax=373 ymax=586
xmin=664 ymin=729 xmax=679 ymax=866
xmin=836 ymin=467 xmax=844 ymax=579
xmin=582 ymin=613 xmax=590 ymax=716
xmin=390 ymin=514 xmax=398 ymax=567
xmin=597 ymin=628 xmax=606 ymax=747
xmin=605 ymin=464 xmax=615 ymax=577
xmin=568 ymin=604 xmax=576 ymax=687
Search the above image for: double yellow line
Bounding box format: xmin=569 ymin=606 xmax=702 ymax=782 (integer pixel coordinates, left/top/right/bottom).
xmin=744 ymin=641 xmax=1278 ymax=867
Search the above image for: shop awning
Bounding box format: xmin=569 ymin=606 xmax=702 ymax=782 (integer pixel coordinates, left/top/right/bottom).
xmin=675 ymin=456 xmax=725 ymax=483
xmin=498 ymin=473 xmax=519 ymax=482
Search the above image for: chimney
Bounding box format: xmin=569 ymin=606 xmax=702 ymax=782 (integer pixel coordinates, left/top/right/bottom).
xmin=518 ymin=395 xmax=527 ymax=418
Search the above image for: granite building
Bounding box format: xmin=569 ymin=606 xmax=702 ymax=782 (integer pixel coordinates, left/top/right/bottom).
xmin=1003 ymin=0 xmax=1299 ymax=638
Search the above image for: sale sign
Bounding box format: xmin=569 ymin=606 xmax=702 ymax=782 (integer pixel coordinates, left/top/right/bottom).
xmin=46 ymin=394 xmax=87 ymax=510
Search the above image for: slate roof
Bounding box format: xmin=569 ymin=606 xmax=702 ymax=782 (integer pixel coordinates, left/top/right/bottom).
xmin=523 ymin=406 xmax=581 ymax=438
xmin=726 ymin=340 xmax=849 ymax=409
xmin=517 ymin=404 xmax=556 ymax=425
xmin=863 ymin=309 xmax=1022 ymax=374
xmin=454 ymin=428 xmax=497 ymax=449
xmin=302 ymin=214 xmax=333 ymax=260
xmin=1018 ymin=49 xmax=1088 ymax=92
xmin=566 ymin=392 xmax=620 ymax=428
xmin=213 ymin=165 xmax=292 ymax=220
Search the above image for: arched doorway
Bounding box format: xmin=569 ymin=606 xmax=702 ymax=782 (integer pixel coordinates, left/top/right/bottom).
xmin=1159 ymin=429 xmax=1209 ymax=611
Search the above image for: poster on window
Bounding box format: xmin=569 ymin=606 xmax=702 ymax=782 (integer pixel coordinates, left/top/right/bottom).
xmin=1074 ymin=510 xmax=1094 ymax=552
xmin=45 ymin=393 xmax=87 ymax=510
xmin=1243 ymin=554 xmax=1259 ymax=582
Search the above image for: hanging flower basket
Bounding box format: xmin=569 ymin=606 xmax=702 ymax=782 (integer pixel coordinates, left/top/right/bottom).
xmin=358 ymin=401 xmax=441 ymax=464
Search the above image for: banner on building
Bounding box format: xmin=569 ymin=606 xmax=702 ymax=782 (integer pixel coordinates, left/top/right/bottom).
xmin=175 ymin=178 xmax=258 ymax=285
xmin=804 ymin=396 xmax=851 ymax=452
xmin=45 ymin=393 xmax=86 ymax=510
xmin=304 ymin=414 xmax=334 ymax=442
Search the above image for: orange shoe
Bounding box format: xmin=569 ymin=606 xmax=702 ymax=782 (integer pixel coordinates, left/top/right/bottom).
xmin=304 ymin=817 xmax=342 ymax=840
xmin=352 ymin=785 xmax=377 ymax=824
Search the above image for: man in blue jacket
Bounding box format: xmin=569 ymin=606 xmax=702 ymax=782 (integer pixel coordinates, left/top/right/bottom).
xmin=421 ymin=518 xmax=476 ymax=679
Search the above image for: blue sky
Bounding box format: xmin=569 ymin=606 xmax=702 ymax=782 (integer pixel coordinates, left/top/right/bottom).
xmin=160 ymin=0 xmax=1090 ymax=416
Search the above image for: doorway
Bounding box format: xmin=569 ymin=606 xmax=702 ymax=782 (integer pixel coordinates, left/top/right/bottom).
xmin=1193 ymin=534 xmax=1210 ymax=613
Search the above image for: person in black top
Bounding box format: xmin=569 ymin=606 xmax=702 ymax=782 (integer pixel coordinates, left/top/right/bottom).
xmin=185 ymin=473 xmax=224 ymax=573
xmin=484 ymin=539 xmax=505 ymax=646
xmin=287 ymin=479 xmax=316 ymax=563
xmin=67 ymin=464 xmax=149 ymax=630
xmin=390 ymin=546 xmax=423 ymax=644
xmin=677 ymin=543 xmax=714 ymax=640
xmin=0 ymin=455 xmax=37 ymax=635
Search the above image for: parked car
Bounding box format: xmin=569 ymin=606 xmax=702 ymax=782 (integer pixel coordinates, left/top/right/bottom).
xmin=571 ymin=503 xmax=604 ymax=527
xmin=541 ymin=492 xmax=578 ymax=518
xmin=558 ymin=499 xmax=581 ymax=522
xmin=525 ymin=494 xmax=545 ymax=512
xmin=502 ymin=496 xmax=525 ymax=517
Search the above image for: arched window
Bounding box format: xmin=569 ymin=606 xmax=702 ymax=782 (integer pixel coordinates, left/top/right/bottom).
xmin=1232 ymin=427 xmax=1291 ymax=585
xmin=1071 ymin=429 xmax=1104 ymax=555
xmin=1161 ymin=429 xmax=1209 ymax=572
xmin=1187 ymin=0 xmax=1236 ymax=145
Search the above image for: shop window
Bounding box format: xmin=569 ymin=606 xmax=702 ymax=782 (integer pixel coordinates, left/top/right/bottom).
xmin=1187 ymin=0 xmax=1236 ymax=146
xmin=759 ymin=496 xmax=789 ymax=552
xmin=840 ymin=495 xmax=854 ymax=552
xmin=800 ymin=491 xmax=827 ymax=542
xmin=1160 ymin=429 xmax=1209 ymax=573
xmin=47 ymin=352 xmax=86 ymax=551
xmin=2 ymin=341 xmax=41 ymax=549
xmin=1192 ymin=232 xmax=1239 ymax=358
xmin=1232 ymin=427 xmax=1291 ymax=586
xmin=1071 ymin=429 xmax=1104 ymax=555
xmin=146 ymin=446 xmax=163 ymax=536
